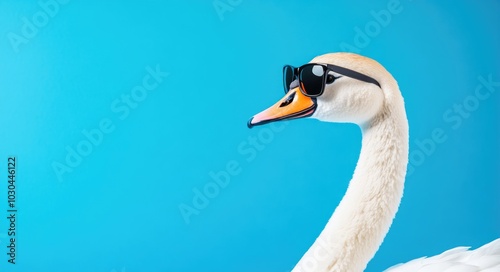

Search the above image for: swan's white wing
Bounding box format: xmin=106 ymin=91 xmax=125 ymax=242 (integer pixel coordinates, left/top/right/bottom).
xmin=384 ymin=239 xmax=500 ymax=272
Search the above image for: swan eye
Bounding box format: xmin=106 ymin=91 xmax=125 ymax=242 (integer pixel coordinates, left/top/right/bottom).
xmin=326 ymin=74 xmax=340 ymax=84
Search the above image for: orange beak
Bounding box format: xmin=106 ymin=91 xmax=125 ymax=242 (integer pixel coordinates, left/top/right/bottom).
xmin=247 ymin=87 xmax=317 ymax=128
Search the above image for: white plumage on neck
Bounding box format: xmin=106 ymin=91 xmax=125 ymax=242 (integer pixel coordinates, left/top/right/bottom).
xmin=292 ymin=68 xmax=409 ymax=271
xmin=249 ymin=53 xmax=500 ymax=272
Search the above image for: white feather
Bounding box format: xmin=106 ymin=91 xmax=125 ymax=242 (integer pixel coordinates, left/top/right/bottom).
xmin=254 ymin=53 xmax=499 ymax=272
xmin=386 ymin=239 xmax=500 ymax=272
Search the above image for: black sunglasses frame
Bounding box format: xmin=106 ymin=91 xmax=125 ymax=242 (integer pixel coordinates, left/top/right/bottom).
xmin=283 ymin=63 xmax=381 ymax=97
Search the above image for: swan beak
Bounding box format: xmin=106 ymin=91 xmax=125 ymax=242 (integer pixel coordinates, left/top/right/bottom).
xmin=247 ymin=87 xmax=317 ymax=128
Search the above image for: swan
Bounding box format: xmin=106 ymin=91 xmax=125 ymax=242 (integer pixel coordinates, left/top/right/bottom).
xmin=247 ymin=53 xmax=500 ymax=272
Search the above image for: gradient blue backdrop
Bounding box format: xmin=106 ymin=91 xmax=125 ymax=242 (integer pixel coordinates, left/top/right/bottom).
xmin=0 ymin=1 xmax=499 ymax=271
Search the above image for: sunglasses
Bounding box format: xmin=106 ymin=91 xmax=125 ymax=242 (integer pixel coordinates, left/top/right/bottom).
xmin=283 ymin=63 xmax=381 ymax=97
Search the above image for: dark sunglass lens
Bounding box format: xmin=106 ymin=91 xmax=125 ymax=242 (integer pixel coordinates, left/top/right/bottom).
xmin=283 ymin=66 xmax=294 ymax=93
xmin=299 ymin=64 xmax=325 ymax=96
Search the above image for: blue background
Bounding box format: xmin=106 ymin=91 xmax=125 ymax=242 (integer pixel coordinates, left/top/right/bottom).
xmin=0 ymin=1 xmax=499 ymax=271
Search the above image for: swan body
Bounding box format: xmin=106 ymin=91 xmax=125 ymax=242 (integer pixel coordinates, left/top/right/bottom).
xmin=248 ymin=53 xmax=500 ymax=271
xmin=386 ymin=238 xmax=500 ymax=271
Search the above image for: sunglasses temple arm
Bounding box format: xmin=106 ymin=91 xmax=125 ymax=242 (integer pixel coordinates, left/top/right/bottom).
xmin=326 ymin=64 xmax=381 ymax=88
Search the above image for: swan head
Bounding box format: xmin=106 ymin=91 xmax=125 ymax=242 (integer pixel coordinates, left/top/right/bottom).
xmin=248 ymin=53 xmax=396 ymax=128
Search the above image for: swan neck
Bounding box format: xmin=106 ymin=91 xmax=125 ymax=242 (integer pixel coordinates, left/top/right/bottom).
xmin=293 ymin=91 xmax=409 ymax=272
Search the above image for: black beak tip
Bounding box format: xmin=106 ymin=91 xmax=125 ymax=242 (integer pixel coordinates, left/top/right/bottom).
xmin=247 ymin=117 xmax=254 ymax=129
